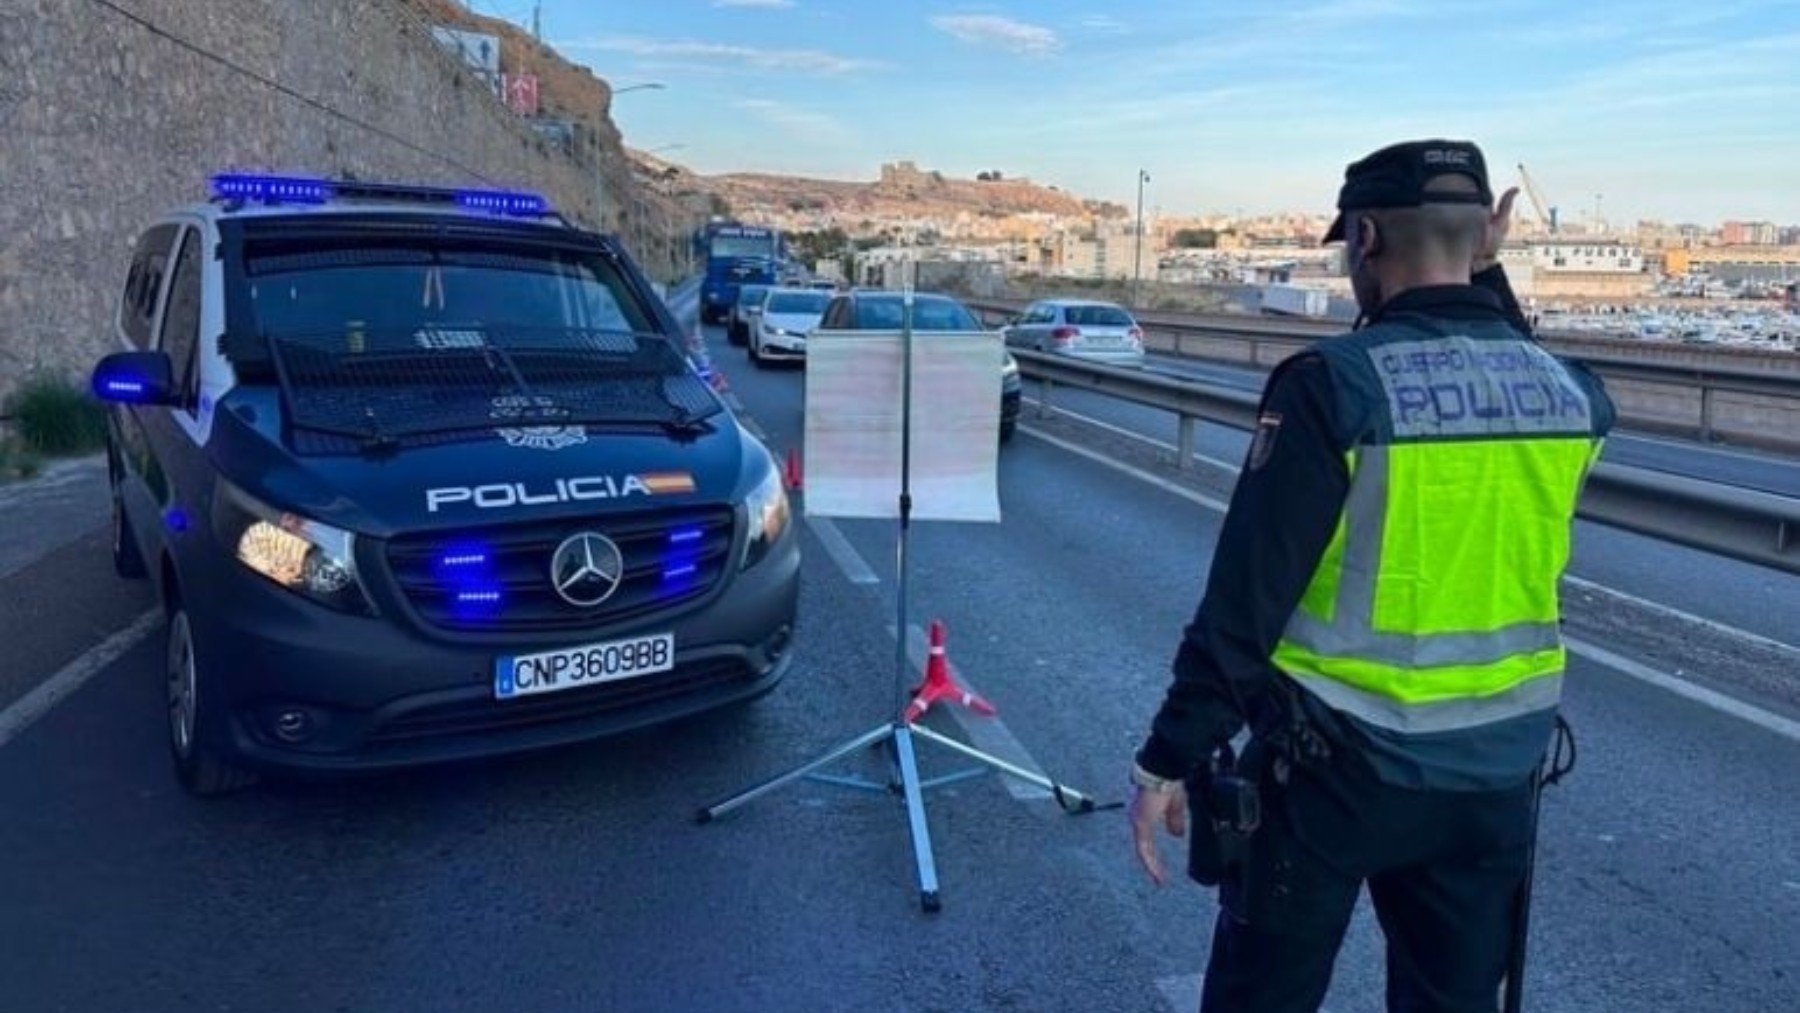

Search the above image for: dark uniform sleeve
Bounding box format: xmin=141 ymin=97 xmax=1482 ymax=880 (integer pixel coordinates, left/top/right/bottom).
xmin=1136 ymin=354 xmax=1351 ymax=780
xmin=1474 ymin=264 xmax=1531 ymax=335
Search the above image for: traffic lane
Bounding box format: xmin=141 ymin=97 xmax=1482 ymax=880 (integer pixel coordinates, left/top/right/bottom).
xmin=1123 ymin=351 xmax=1800 ymax=497
xmin=747 ymin=417 xmax=1799 ymax=1009
xmin=0 ymin=525 xmax=153 ymax=713
xmin=0 ymin=455 xmax=108 ymax=580
xmin=0 ymin=527 xmax=1177 ymax=1012
xmin=1006 ymin=371 xmax=1800 ymax=652
xmin=1601 ymin=433 xmax=1800 ymax=498
xmin=712 ymin=328 xmax=1800 ymax=1010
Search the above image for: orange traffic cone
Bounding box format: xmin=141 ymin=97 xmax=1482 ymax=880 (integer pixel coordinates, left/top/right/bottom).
xmin=903 ymin=621 xmax=996 ymax=723
xmin=784 ymin=448 xmax=804 ymax=492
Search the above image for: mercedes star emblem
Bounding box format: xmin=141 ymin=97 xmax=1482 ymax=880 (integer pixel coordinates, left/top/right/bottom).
xmin=549 ymin=531 xmax=625 ymax=608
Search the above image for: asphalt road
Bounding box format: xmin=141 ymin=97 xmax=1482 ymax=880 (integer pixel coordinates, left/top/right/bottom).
xmin=1 ymin=289 xmax=1795 ymax=1012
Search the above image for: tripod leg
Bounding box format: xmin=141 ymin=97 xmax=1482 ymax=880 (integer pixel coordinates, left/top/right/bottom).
xmin=909 ymin=723 xmax=1099 ymax=813
xmin=892 ymin=725 xmax=942 ymax=912
xmin=696 ymin=723 xmax=895 ymax=823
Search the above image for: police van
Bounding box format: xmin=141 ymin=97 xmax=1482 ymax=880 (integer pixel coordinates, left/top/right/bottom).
xmin=92 ymin=175 xmax=799 ymax=794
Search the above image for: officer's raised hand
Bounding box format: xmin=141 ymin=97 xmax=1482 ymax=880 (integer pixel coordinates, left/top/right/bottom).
xmin=1128 ymin=775 xmax=1187 ymax=887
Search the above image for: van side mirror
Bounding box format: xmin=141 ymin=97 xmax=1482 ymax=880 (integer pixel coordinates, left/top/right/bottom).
xmin=92 ymin=350 xmax=177 ymax=405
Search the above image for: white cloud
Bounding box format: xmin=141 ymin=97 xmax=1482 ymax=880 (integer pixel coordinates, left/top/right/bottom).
xmin=929 ymin=14 xmax=1063 ymax=56
xmin=731 ymin=99 xmax=852 ymax=145
xmin=564 ymin=36 xmax=872 ymax=75
xmin=713 ymin=0 xmax=795 ymax=8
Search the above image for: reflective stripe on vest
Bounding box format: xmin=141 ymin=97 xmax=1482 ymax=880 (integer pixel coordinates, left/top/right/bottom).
xmin=1272 ymin=334 xmax=1602 ymax=735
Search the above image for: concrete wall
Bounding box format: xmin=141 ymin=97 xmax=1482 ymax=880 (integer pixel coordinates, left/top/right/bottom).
xmin=0 ymin=0 xmax=686 ymax=398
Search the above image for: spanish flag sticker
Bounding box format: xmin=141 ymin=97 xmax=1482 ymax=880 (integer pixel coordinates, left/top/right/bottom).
xmin=640 ymin=472 xmax=697 ymax=495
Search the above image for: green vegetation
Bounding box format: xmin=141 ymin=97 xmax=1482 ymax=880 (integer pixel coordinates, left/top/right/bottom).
xmin=0 ymin=434 xmax=45 ymax=482
xmin=5 ymin=372 xmax=107 ymax=457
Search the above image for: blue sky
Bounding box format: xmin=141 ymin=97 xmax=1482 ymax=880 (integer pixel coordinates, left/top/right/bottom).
xmin=501 ymin=1 xmax=1800 ymax=224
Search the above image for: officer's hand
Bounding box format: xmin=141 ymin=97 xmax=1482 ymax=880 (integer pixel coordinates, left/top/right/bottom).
xmin=1129 ymin=783 xmax=1188 ymax=887
xmin=1477 ymin=186 xmax=1521 ymax=269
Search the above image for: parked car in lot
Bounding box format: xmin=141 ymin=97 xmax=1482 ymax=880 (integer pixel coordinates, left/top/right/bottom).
xmin=90 ymin=175 xmax=799 ymax=794
xmin=1001 ymin=299 xmax=1145 ymax=365
xmin=816 ymin=291 xmax=1021 ymax=442
xmin=726 ymin=283 xmax=771 ymax=346
xmin=749 ymin=287 xmax=831 ymax=367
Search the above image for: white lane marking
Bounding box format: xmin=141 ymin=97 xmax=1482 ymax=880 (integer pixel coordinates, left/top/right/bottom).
xmin=1022 ymin=421 xmax=1800 ymax=739
xmin=1565 ymin=636 xmax=1800 ymax=744
xmin=804 ymin=516 xmax=880 ymax=586
xmin=1024 ymin=397 xmax=1245 ymax=474
xmin=1563 ymin=575 xmax=1800 ymax=658
xmin=1017 ymin=424 xmax=1232 ymax=513
xmin=902 ymin=623 xmax=1054 ymax=802
xmin=0 ymin=610 xmax=158 ymax=750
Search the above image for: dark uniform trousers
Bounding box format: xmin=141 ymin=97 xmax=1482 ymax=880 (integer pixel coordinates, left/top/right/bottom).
xmin=1198 ymin=749 xmax=1536 ymax=1013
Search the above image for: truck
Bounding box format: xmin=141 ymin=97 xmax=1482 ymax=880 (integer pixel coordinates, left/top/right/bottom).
xmin=1261 ymin=282 xmax=1330 ymax=318
xmin=694 ymin=222 xmax=783 ymax=325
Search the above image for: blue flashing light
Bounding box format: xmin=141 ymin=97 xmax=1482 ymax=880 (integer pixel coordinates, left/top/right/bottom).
xmin=212 ymin=174 xmax=333 ymax=204
xmin=663 ymin=563 xmax=699 ymax=582
xmin=668 ymin=527 xmax=705 ymax=546
xmin=455 ymin=189 xmax=550 ymax=216
xmin=93 ymin=367 xmax=159 ymax=404
xmin=433 ymin=540 xmax=495 ymax=581
xmin=163 ymin=508 xmax=190 ymax=534
xmin=451 ymin=585 xmax=505 ymax=619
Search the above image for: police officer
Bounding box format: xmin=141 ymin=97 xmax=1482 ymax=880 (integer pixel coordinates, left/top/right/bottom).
xmin=1128 ymin=139 xmax=1615 ymax=1013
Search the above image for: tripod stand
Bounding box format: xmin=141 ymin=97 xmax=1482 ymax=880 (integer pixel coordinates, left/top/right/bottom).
xmin=695 ymin=288 xmax=1101 ymax=913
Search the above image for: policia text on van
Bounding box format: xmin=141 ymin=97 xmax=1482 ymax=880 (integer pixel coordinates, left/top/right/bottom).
xmin=92 ymin=176 xmax=799 ymax=795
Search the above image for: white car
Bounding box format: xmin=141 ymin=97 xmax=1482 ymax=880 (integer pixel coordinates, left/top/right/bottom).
xmin=750 ymin=287 xmax=832 ymax=366
xmin=1002 ymin=298 xmax=1146 ymax=366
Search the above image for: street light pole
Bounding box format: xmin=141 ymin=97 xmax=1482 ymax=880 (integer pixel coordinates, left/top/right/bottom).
xmin=1133 ymin=169 xmax=1150 ymax=309
xmin=597 ymin=81 xmax=667 ymax=243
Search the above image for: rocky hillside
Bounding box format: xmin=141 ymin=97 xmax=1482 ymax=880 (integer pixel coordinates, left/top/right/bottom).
xmin=683 ymin=162 xmax=1127 ymax=224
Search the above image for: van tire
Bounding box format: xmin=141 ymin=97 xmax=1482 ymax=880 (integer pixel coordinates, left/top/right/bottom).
xmin=165 ymin=604 xmax=257 ymax=796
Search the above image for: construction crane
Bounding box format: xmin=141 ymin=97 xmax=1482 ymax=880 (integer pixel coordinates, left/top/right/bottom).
xmin=1516 ymin=163 xmax=1558 ymax=234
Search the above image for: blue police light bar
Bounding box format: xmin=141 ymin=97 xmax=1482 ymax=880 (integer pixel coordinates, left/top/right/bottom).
xmin=456 ymin=189 xmax=550 ymax=216
xmin=212 ymin=174 xmax=333 ymax=204
xmin=210 ymin=173 xmax=552 ymax=216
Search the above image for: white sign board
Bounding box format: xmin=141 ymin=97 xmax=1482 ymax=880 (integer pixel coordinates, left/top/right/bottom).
xmin=431 ymin=27 xmax=502 ymax=76
xmin=803 ymin=329 xmax=1002 ymax=522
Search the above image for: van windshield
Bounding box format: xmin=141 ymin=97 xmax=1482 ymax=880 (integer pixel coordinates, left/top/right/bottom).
xmin=240 ymin=242 xmax=718 ymax=451
xmin=245 ymin=246 xmax=656 ymax=340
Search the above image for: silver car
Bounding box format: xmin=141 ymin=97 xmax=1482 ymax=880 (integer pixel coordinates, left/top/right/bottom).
xmin=750 ymin=287 xmax=831 ymax=366
xmin=1002 ymin=299 xmax=1146 ymax=365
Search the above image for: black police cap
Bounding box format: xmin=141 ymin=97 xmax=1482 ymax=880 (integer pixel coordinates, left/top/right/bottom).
xmin=1322 ymin=139 xmax=1494 ymax=243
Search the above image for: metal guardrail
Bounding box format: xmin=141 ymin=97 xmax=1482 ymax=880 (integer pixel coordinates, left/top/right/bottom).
xmin=1010 ymin=349 xmax=1800 ymax=575
xmin=970 ymin=299 xmax=1800 ymax=451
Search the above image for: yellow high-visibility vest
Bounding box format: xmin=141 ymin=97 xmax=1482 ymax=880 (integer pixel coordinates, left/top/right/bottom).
xmin=1273 ymin=329 xmax=1610 ymax=740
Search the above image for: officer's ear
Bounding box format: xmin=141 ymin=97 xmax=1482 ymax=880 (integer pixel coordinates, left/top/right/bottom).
xmin=1358 ymin=216 xmax=1384 ymax=260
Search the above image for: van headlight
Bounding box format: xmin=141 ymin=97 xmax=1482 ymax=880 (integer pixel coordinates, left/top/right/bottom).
xmin=213 ymin=483 xmax=373 ymax=614
xmin=741 ymin=462 xmax=791 ymax=570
